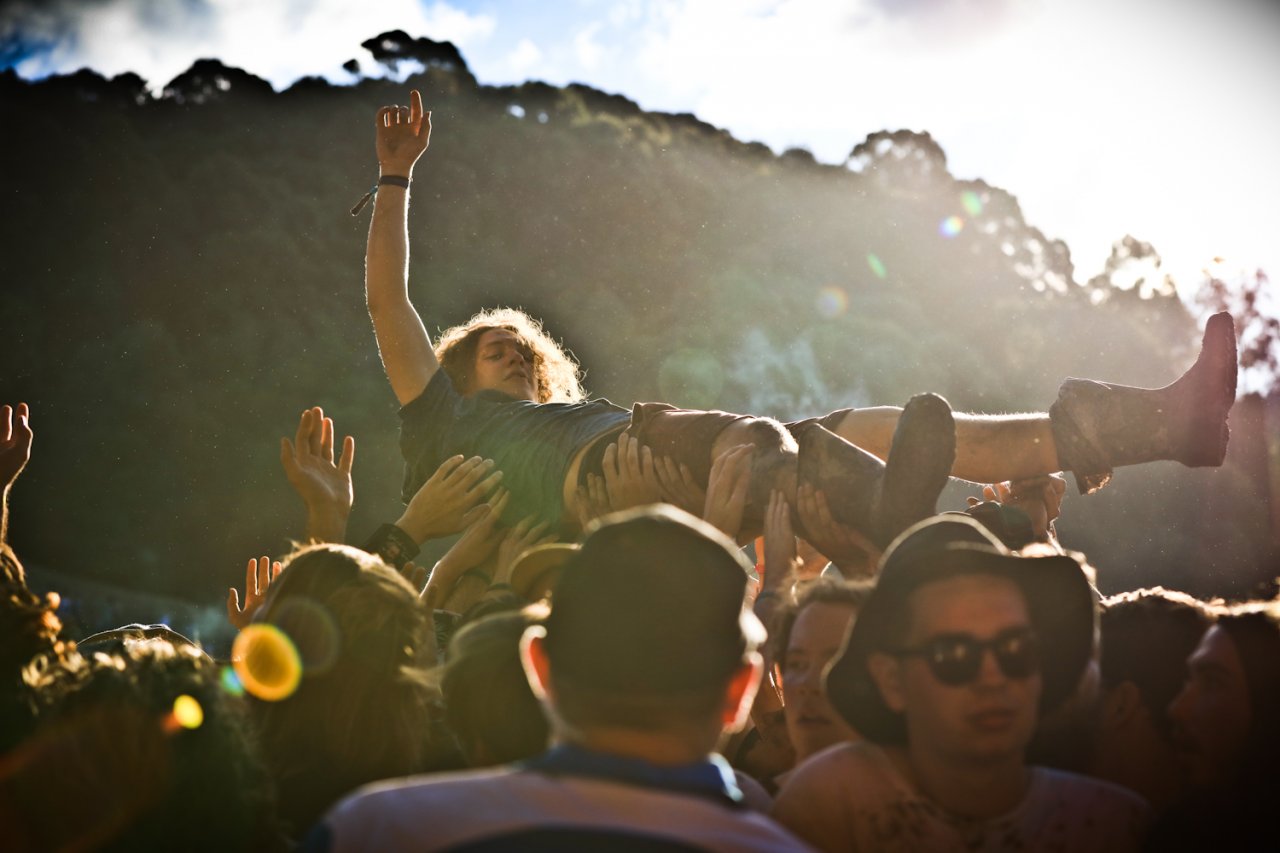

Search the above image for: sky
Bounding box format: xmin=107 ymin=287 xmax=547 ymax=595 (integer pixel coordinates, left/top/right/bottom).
xmin=4 ymin=0 xmax=1279 ymax=297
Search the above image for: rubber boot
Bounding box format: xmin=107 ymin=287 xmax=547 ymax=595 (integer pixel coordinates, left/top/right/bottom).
xmin=1050 ymin=312 xmax=1238 ymax=494
xmin=794 ymin=393 xmax=956 ymax=549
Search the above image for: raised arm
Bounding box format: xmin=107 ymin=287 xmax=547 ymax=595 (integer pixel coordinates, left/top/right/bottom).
xmin=367 ymin=89 xmax=440 ymax=406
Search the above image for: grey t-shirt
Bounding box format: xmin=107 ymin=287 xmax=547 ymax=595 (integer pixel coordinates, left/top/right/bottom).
xmin=399 ymin=370 xmax=631 ymax=524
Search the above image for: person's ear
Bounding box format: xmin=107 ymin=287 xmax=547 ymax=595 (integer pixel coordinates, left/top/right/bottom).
xmin=867 ymin=652 xmax=906 ymax=713
xmin=723 ymin=652 xmax=765 ymax=732
xmin=1101 ymin=681 xmax=1143 ymax=732
xmin=520 ymin=625 xmax=552 ymax=702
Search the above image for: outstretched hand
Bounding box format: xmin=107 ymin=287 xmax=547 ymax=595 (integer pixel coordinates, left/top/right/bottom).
xmin=703 ymin=444 xmax=753 ymax=541
xmin=761 ymin=489 xmax=799 ymax=594
xmin=0 ymin=403 xmax=33 ymax=491
xmin=376 ymin=89 xmax=432 ymax=176
xmin=976 ymin=474 xmax=1066 ymax=542
xmin=396 ymin=455 xmax=503 ymax=543
xmin=600 ymin=433 xmax=664 ymax=512
xmin=653 ymin=455 xmax=707 ymax=517
xmin=281 ymin=407 xmax=354 ymax=542
xmin=227 ymin=556 xmax=283 ymax=631
xmin=795 ymin=484 xmax=879 ymax=577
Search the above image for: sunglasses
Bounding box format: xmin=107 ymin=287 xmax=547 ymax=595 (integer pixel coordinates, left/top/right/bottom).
xmin=892 ymin=627 xmax=1040 ymax=686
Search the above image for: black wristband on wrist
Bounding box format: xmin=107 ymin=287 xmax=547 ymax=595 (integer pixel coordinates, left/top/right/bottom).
xmin=349 ymin=175 xmax=411 ymax=217
xmin=363 ymin=523 xmax=420 ymax=569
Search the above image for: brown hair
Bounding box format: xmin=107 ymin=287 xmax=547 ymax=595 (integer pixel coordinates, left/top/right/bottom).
xmin=436 ymin=307 xmax=585 ymax=403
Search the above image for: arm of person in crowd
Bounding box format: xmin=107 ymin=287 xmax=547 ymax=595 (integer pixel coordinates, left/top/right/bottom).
xmin=226 ymin=556 xmax=283 ymax=631
xmin=420 ymin=490 xmax=509 ymax=612
xmin=573 ymin=471 xmax=613 ymax=528
xmin=281 ymin=407 xmax=355 ymax=543
xmin=795 ymin=484 xmax=880 ymax=577
xmin=967 ymin=473 xmax=1066 ymax=547
xmin=753 ymin=489 xmax=797 ymax=714
xmin=702 ymin=444 xmax=754 ymax=542
xmin=0 ymin=403 xmax=33 ymax=544
xmin=366 ymin=89 xmax=441 ymax=406
xmin=394 ymin=455 xmax=504 ymax=542
xmin=485 ymin=515 xmax=556 ymax=598
xmin=599 ymin=433 xmax=665 ymax=512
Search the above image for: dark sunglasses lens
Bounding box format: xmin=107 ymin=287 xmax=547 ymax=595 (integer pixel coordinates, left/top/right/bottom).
xmin=926 ymin=639 xmax=982 ymax=686
xmin=994 ymin=633 xmax=1039 ymax=679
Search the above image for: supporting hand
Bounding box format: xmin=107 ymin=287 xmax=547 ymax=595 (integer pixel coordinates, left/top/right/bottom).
xmin=492 ymin=516 xmax=557 ymax=587
xmin=422 ymin=490 xmax=510 ymax=607
xmin=600 ymin=433 xmax=664 ymax=512
xmin=376 ymin=89 xmax=432 ymax=176
xmin=978 ymin=474 xmax=1066 ymax=542
xmin=761 ymin=490 xmax=799 ymax=595
xmin=653 ymin=455 xmax=707 ymax=517
xmin=227 ymin=556 xmax=283 ymax=631
xmin=395 ymin=455 xmax=503 ymax=542
xmin=703 ymin=444 xmax=753 ymax=541
xmin=795 ymin=484 xmax=879 ymax=577
xmin=281 ymin=407 xmax=354 ymax=543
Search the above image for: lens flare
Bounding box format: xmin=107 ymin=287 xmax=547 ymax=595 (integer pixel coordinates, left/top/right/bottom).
xmin=232 ymin=624 xmax=302 ymax=702
xmin=271 ymin=597 xmax=341 ymax=675
xmin=867 ymin=253 xmax=887 ymax=279
xmin=939 ymin=216 xmax=964 ymax=238
xmin=816 ymin=286 xmax=849 ymax=318
xmin=220 ymin=665 xmax=245 ymax=697
xmin=172 ymin=695 xmax=203 ymax=730
xmin=960 ymin=190 xmax=983 ymax=216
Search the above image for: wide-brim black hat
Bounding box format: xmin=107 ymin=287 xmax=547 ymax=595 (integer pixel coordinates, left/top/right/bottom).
xmin=825 ymin=514 xmax=1097 ymax=744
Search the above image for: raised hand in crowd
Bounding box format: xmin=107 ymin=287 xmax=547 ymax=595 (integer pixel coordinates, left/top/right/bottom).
xmin=795 ymin=483 xmax=879 ymax=577
xmin=967 ymin=473 xmax=1066 ymax=546
xmin=226 ymin=555 xmax=282 ymax=631
xmin=281 ymin=406 xmax=354 ymax=543
xmin=702 ymin=444 xmax=753 ymax=542
xmin=0 ymin=403 xmax=33 ymax=543
xmin=490 ymin=516 xmax=557 ymax=591
xmin=760 ymin=490 xmax=800 ymax=602
xmin=422 ymin=489 xmax=510 ymax=610
xmin=574 ymin=472 xmax=612 ymax=528
xmin=399 ymin=560 xmax=429 ymax=595
xmin=376 ymin=88 xmax=432 ymax=178
xmin=653 ymin=454 xmax=707 ymax=517
xmin=394 ymin=455 xmax=503 ymax=543
xmin=599 ymin=433 xmax=664 ymax=512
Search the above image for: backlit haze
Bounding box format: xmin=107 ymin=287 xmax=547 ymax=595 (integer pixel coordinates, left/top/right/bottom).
xmin=5 ymin=0 xmax=1279 ymax=296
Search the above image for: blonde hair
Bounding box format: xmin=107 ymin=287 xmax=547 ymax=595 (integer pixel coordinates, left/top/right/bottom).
xmin=436 ymin=307 xmax=585 ymax=403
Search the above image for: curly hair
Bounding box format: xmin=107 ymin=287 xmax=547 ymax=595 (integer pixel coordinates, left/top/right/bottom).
xmin=435 ymin=307 xmax=585 ymax=403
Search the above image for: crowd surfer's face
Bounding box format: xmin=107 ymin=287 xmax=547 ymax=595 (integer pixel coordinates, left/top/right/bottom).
xmin=470 ymin=329 xmax=538 ymax=402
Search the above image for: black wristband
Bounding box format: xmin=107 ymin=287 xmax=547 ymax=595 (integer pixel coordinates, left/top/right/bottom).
xmin=363 ymin=523 xmax=420 ymax=569
xmin=378 ymin=174 xmax=410 ymax=189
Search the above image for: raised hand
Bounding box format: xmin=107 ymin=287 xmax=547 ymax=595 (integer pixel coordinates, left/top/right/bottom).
xmin=703 ymin=444 xmax=754 ymax=542
xmin=600 ymin=433 xmax=664 ymax=512
xmin=653 ymin=455 xmax=707 ymax=517
xmin=376 ymin=89 xmax=432 ymax=176
xmin=761 ymin=489 xmax=800 ymax=595
xmin=422 ymin=489 xmax=510 ymax=607
xmin=281 ymin=407 xmax=354 ymax=543
xmin=395 ymin=455 xmax=503 ymax=542
xmin=978 ymin=473 xmax=1066 ymax=542
xmin=795 ymin=484 xmax=879 ymax=577
xmin=492 ymin=516 xmax=557 ymax=587
xmin=227 ymin=556 xmax=283 ymax=631
xmin=573 ymin=472 xmax=612 ymax=528
xmin=0 ymin=403 xmax=33 ymax=491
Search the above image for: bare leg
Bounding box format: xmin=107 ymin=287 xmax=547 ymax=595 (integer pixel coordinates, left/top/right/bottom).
xmin=831 ymin=408 xmax=1059 ymax=484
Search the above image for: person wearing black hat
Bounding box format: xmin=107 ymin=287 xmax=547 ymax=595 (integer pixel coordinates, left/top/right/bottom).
xmin=772 ymin=515 xmax=1147 ymax=852
xmin=307 ymin=506 xmax=810 ymax=852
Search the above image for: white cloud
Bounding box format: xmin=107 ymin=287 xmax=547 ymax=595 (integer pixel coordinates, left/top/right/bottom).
xmin=574 ymin=22 xmax=606 ymax=71
xmin=505 ymin=37 xmax=542 ymax=75
xmin=9 ymin=0 xmax=496 ymax=91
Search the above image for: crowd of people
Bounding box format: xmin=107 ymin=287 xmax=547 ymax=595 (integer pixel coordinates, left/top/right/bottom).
xmin=0 ymin=91 xmax=1274 ymax=851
